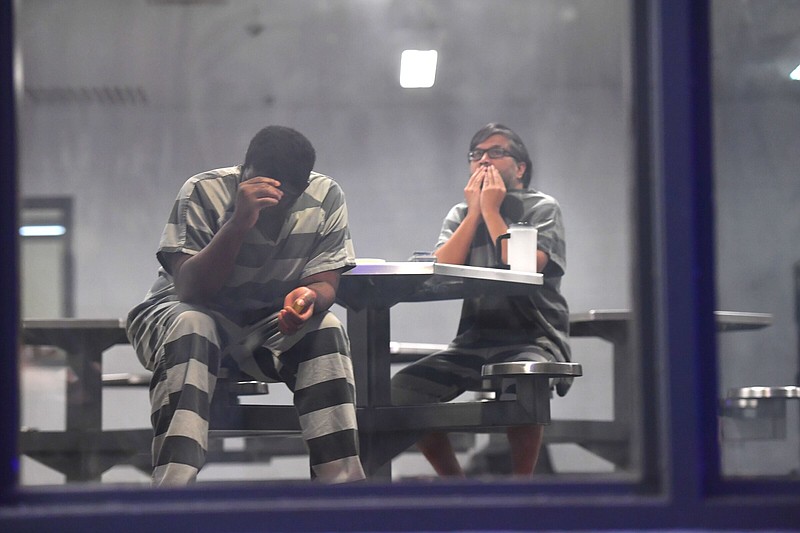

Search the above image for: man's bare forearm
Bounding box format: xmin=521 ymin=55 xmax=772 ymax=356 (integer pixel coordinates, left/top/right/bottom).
xmin=300 ymin=270 xmax=341 ymax=313
xmin=173 ymin=218 xmax=251 ymax=303
xmin=434 ymin=212 xmax=481 ymax=265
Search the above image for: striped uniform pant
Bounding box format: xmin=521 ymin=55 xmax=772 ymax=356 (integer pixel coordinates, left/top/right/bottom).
xmin=127 ymin=301 xmax=365 ymax=485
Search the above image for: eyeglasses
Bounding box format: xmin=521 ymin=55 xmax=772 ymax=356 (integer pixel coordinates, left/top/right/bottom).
xmin=468 ymin=147 xmax=516 ymax=162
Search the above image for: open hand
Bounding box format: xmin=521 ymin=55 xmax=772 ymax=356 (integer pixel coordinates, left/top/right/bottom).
xmin=278 ymin=287 xmax=317 ymax=335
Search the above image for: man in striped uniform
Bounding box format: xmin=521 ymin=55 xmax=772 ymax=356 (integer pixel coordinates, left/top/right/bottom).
xmin=391 ymin=123 xmax=571 ymax=478
xmin=127 ymin=125 xmax=365 ymax=485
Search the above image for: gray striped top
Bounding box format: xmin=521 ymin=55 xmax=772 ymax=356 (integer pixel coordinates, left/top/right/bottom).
xmin=136 ymin=166 xmax=356 ymax=323
xmin=436 ymin=189 xmax=571 ymax=362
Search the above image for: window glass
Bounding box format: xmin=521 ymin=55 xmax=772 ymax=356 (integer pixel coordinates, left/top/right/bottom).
xmin=712 ymin=0 xmax=800 ymax=479
xmin=16 ymin=0 xmax=637 ymax=487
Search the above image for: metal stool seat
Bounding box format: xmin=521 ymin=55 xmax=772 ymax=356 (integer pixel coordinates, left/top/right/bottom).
xmin=480 ymin=361 xmax=582 ymax=401
xmin=727 ymin=385 xmax=800 ymax=401
xmin=216 ymin=367 xmax=272 ymax=396
xmin=720 ymin=385 xmax=800 ymax=440
xmin=721 ymin=385 xmax=800 ymax=416
xmin=481 ymin=361 xmax=583 ymax=379
xmin=719 ymin=386 xmax=800 ymax=476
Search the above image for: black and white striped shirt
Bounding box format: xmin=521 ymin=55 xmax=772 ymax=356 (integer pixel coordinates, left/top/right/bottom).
xmin=136 ymin=166 xmax=355 ymax=323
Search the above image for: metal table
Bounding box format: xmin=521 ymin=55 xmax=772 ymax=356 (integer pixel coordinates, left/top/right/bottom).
xmin=337 ymin=262 xmax=545 ymax=478
xmin=558 ymin=308 xmax=774 ymax=471
xmin=20 ymin=318 xmax=151 ymax=481
xmin=20 ymin=263 xmax=548 ymax=481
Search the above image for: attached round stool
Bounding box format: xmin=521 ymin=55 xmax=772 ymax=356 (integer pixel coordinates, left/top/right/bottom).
xmin=719 ymin=385 xmax=800 ymax=477
xmin=481 ymin=361 xmax=583 ymax=396
xmin=729 ymin=385 xmax=800 ymax=400
xmin=720 ymin=386 xmax=800 ymax=432
xmin=481 ymin=361 xmax=584 ymax=379
xmin=481 ymin=361 xmax=582 ymax=400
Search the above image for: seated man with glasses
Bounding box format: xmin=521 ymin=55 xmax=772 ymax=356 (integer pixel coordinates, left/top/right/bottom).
xmin=391 ymin=123 xmax=572 ymax=478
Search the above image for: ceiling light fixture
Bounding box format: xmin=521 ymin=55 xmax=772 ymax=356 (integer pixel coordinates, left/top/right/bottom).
xmin=400 ymin=50 xmax=438 ymax=88
xmin=790 ymin=64 xmax=800 ymax=81
xmin=19 ymin=225 xmax=67 ymax=237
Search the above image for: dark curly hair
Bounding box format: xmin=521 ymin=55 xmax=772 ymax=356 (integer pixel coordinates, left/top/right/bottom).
xmin=243 ymin=126 xmax=316 ymax=191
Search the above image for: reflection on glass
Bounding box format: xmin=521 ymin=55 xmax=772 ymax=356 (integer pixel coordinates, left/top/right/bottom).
xmin=712 ymin=0 xmax=800 ymax=478
xmin=16 ymin=0 xmax=635 ymax=486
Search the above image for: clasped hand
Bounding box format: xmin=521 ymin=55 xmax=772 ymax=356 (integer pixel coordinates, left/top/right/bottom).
xmin=464 ymin=164 xmax=506 ymax=218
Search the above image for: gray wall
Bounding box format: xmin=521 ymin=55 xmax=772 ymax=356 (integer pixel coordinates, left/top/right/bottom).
xmin=19 ymin=90 xmax=631 ymax=339
xmin=714 ymin=96 xmax=800 ymax=390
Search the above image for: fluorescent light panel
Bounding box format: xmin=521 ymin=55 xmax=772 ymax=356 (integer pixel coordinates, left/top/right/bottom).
xmin=790 ymin=64 xmax=800 ymax=81
xmin=19 ymin=225 xmax=67 ymax=237
xmin=400 ymin=50 xmax=438 ymax=88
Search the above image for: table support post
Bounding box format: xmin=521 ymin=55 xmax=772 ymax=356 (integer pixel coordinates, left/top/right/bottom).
xmin=347 ymin=306 xmax=394 ymax=478
xmin=66 ymin=347 xmax=103 ymax=432
xmin=347 ymin=306 xmax=392 ymax=407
